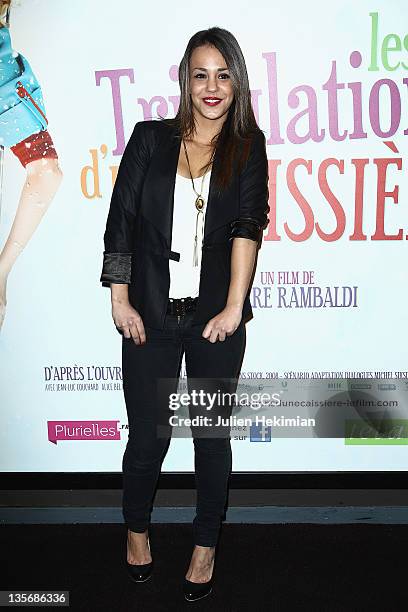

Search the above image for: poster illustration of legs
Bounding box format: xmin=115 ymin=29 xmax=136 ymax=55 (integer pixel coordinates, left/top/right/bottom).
xmin=0 ymin=0 xmax=62 ymax=330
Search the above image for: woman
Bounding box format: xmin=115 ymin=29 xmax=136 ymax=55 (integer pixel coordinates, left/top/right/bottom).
xmin=0 ymin=0 xmax=63 ymax=331
xmin=101 ymin=27 xmax=269 ymax=602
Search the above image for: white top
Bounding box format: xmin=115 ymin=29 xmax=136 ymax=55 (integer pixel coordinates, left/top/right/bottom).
xmin=169 ymin=169 xmax=212 ymax=298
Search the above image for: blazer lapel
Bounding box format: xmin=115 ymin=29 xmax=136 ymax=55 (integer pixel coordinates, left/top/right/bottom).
xmin=202 ymin=144 xmax=239 ymax=242
xmin=140 ymin=125 xmax=181 ymax=248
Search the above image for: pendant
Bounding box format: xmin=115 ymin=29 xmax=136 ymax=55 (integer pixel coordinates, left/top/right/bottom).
xmin=193 ymin=234 xmax=198 ymax=267
xmin=195 ymin=196 xmax=205 ymax=211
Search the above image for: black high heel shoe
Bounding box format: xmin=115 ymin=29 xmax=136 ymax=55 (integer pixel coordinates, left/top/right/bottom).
xmin=183 ymin=575 xmax=213 ymax=602
xmin=126 ymin=532 xmax=153 ymax=583
xmin=183 ymin=548 xmax=215 ymax=602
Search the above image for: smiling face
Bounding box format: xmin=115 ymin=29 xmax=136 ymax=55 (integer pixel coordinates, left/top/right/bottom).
xmin=189 ymin=44 xmax=234 ymax=128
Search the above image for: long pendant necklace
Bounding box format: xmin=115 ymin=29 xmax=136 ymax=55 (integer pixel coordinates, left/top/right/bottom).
xmin=182 ymin=139 xmax=212 ymax=267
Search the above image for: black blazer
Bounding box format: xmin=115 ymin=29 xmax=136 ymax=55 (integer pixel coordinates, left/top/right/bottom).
xmin=100 ymin=119 xmax=270 ymax=329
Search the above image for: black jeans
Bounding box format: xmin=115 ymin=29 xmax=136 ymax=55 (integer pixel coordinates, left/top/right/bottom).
xmin=121 ymin=306 xmax=246 ymax=547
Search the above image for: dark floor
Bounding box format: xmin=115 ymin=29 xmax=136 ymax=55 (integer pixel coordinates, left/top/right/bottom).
xmin=1 ymin=523 xmax=406 ymax=611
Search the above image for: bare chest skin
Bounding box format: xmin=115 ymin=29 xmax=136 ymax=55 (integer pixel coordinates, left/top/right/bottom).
xmin=177 ymin=139 xmax=214 ymax=179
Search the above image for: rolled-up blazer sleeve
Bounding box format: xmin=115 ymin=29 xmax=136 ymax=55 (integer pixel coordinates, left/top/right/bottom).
xmin=229 ymin=129 xmax=270 ymax=247
xmin=100 ymin=121 xmax=151 ymax=286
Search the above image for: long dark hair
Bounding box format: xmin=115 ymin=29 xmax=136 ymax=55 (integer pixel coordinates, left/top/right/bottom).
xmin=163 ymin=27 xmax=260 ymax=192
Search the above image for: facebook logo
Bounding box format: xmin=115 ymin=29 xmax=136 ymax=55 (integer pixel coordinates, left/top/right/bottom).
xmin=250 ymin=424 xmax=272 ymax=442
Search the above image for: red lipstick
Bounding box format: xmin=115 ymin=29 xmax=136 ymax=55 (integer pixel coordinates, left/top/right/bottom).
xmin=203 ymin=97 xmax=222 ymax=106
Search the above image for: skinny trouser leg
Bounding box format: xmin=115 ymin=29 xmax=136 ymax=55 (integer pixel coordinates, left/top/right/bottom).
xmin=121 ymin=316 xmax=183 ymax=532
xmin=184 ymin=317 xmax=246 ymax=546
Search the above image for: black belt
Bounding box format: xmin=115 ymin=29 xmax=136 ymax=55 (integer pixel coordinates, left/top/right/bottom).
xmin=167 ymin=296 xmax=198 ymax=315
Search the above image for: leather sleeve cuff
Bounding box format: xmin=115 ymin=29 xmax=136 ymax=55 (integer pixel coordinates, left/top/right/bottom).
xmin=229 ymin=217 xmax=262 ymax=243
xmin=100 ymin=252 xmax=132 ymax=286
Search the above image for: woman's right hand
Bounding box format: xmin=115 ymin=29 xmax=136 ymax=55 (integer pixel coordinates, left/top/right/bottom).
xmin=112 ymin=299 xmax=146 ymax=345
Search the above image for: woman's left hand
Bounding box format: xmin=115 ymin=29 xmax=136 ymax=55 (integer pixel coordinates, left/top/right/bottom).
xmin=202 ymin=304 xmax=243 ymax=343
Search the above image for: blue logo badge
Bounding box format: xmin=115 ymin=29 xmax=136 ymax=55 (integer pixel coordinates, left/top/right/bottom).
xmin=250 ymin=424 xmax=272 ymax=442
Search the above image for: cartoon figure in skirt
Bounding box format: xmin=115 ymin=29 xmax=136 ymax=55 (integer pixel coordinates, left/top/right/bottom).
xmin=0 ymin=0 xmax=63 ymax=330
